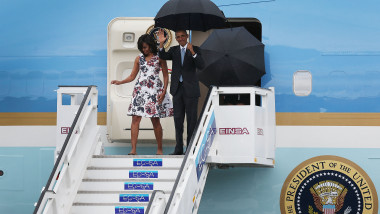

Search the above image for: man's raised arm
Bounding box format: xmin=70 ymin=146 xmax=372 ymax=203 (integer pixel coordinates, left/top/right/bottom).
xmin=157 ymin=29 xmax=172 ymax=60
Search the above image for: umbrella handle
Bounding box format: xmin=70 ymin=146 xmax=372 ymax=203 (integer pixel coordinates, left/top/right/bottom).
xmin=189 ymin=30 xmax=192 ymax=43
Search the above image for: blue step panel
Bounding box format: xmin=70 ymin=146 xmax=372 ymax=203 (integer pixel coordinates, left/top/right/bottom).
xmin=129 ymin=171 xmax=158 ymax=179
xmin=115 ymin=206 xmax=144 ymax=214
xmin=124 ymin=182 xmax=154 ymax=190
xmin=119 ymin=194 xmax=149 ymax=202
xmin=133 ymin=159 xmax=163 ymax=167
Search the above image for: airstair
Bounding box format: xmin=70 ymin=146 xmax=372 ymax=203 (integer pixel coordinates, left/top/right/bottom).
xmin=70 ymin=155 xmax=182 ymax=214
xmin=34 ymin=85 xmax=276 ymax=214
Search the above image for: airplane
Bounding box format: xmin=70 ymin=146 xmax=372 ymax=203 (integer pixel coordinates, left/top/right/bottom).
xmin=1 ymin=0 xmax=379 ymax=213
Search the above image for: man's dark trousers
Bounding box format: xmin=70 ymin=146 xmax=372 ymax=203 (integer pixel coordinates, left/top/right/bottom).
xmin=172 ymin=82 xmax=198 ymax=154
xmin=159 ymin=45 xmax=204 ymax=154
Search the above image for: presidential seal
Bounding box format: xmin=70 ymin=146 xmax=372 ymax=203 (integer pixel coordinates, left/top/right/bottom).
xmin=280 ymin=155 xmax=378 ymax=214
xmin=146 ymin=25 xmax=172 ymax=49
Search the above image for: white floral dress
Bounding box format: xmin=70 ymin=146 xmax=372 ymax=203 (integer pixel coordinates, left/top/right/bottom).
xmin=127 ymin=54 xmax=173 ymax=118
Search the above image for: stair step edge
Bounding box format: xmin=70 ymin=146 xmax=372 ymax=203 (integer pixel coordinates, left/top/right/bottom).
xmin=77 ymin=190 xmax=171 ymax=194
xmin=72 ymin=203 xmax=148 ymax=206
xmin=93 ymin=155 xmax=184 ymax=158
xmin=87 ymin=167 xmax=180 ymax=170
xmin=82 ymin=178 xmax=176 ymax=182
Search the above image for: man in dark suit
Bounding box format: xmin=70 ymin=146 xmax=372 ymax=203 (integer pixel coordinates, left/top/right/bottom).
xmin=158 ymin=29 xmax=205 ymax=155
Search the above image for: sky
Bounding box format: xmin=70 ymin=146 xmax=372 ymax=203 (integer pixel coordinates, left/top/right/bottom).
xmin=1 ymin=0 xmax=380 ymax=112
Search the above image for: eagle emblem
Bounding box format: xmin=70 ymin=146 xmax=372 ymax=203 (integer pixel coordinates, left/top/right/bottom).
xmin=310 ymin=180 xmax=347 ymax=214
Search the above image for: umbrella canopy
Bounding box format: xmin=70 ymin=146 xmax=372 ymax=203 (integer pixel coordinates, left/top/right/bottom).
xmin=198 ymin=27 xmax=265 ymax=87
xmin=154 ymin=0 xmax=226 ymax=32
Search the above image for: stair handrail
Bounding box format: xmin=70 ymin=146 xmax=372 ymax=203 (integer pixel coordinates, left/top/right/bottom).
xmin=146 ymin=190 xmax=167 ymax=214
xmin=33 ymin=85 xmax=99 ymax=214
xmin=164 ymin=86 xmax=217 ymax=214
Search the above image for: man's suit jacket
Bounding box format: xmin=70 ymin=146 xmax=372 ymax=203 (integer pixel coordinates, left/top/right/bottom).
xmin=159 ymin=45 xmax=205 ymax=98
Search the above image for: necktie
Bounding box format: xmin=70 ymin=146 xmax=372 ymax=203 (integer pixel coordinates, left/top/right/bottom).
xmin=181 ymin=48 xmax=185 ymax=65
xmin=180 ymin=48 xmax=185 ymax=82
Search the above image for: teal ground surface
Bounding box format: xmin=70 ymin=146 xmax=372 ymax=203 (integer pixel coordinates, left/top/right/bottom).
xmin=1 ymin=147 xmax=379 ymax=214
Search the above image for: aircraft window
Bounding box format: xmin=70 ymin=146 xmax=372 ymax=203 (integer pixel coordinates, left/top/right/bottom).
xmin=122 ymin=32 xmax=137 ymax=49
xmin=219 ymin=94 xmax=250 ymax=105
xmin=123 ymin=32 xmax=135 ymax=42
xmin=293 ymin=70 xmax=312 ymax=96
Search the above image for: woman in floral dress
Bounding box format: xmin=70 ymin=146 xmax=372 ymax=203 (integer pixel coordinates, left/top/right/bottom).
xmin=111 ymin=34 xmax=173 ymax=155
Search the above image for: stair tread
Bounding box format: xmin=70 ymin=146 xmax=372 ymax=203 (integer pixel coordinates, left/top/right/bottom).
xmin=93 ymin=155 xmax=184 ymax=158
xmin=72 ymin=202 xmax=148 ymax=206
xmin=87 ymin=166 xmax=180 ymax=170
xmin=82 ymin=178 xmax=176 ymax=182
xmin=77 ymin=190 xmax=171 ymax=194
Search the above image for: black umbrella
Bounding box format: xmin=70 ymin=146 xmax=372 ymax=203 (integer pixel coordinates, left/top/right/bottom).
xmin=198 ymin=27 xmax=265 ymax=86
xmin=154 ymin=0 xmax=226 ymax=32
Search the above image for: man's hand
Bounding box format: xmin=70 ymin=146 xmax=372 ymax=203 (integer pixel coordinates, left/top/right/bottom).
xmin=187 ymin=43 xmax=196 ymax=55
xmin=157 ymin=29 xmax=167 ymax=46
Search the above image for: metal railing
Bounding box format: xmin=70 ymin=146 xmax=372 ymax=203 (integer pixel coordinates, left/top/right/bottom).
xmin=34 ymin=85 xmax=101 ymax=214
xmin=146 ymin=190 xmax=167 ymax=213
xmin=163 ymin=86 xmax=217 ymax=214
xmin=160 ymin=85 xmax=276 ymax=214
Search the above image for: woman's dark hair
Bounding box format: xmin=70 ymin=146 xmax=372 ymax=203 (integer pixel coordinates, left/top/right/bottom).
xmin=137 ymin=34 xmax=158 ymax=56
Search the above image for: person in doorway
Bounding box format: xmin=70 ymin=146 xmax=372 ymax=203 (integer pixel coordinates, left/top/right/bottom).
xmin=111 ymin=34 xmax=173 ymax=155
xmin=157 ymin=29 xmax=205 ymax=155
